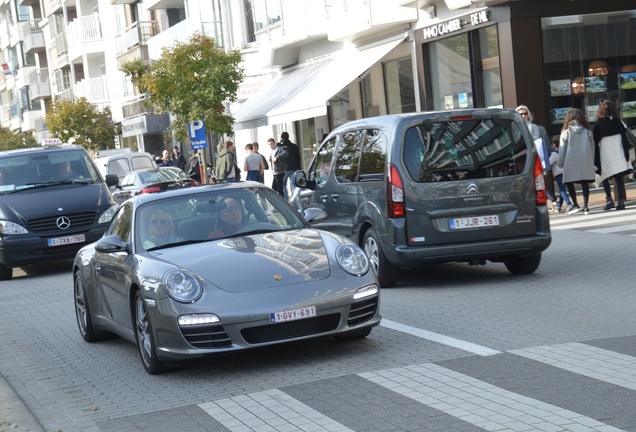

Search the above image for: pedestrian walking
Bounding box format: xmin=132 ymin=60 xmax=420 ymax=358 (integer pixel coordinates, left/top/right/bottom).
xmin=593 ymin=100 xmax=632 ymax=211
xmin=280 ymin=132 xmax=300 ymax=199
xmin=216 ymin=141 xmax=237 ymax=183
xmin=268 ymin=137 xmax=288 ymax=196
xmin=549 ymin=134 xmax=573 ymax=213
xmin=244 ymin=143 xmax=264 ymax=182
xmin=172 ymin=145 xmax=186 ymax=171
xmin=252 ymin=142 xmax=268 ymax=183
xmin=558 ymin=108 xmax=596 ymax=215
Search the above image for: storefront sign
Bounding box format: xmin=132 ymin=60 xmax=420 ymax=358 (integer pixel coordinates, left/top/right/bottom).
xmin=121 ymin=116 xmax=147 ymax=138
xmin=422 ymin=10 xmax=492 ymax=40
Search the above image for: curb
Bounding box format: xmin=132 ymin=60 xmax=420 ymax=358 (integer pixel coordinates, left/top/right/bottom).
xmin=0 ymin=375 xmax=44 ymax=432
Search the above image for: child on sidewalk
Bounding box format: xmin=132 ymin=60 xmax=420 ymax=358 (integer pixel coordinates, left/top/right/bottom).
xmin=549 ymin=135 xmax=574 ymax=212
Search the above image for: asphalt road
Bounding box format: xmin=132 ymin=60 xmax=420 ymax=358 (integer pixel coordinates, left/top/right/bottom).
xmin=1 ymin=202 xmax=636 ymax=432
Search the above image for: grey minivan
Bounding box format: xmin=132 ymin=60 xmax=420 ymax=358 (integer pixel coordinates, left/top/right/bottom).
xmin=291 ymin=108 xmax=551 ymax=287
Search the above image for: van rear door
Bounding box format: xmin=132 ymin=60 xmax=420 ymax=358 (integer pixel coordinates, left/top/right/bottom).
xmin=400 ymin=113 xmax=540 ymax=247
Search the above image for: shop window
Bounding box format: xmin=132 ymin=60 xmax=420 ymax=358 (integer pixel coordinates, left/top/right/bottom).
xmin=383 ymin=57 xmax=415 ymax=114
xmin=542 ymin=11 xmax=636 ymax=137
xmin=328 ymin=89 xmax=350 ymax=129
xmin=429 ymin=33 xmax=473 ymax=111
xmin=479 ymin=26 xmax=502 ymax=108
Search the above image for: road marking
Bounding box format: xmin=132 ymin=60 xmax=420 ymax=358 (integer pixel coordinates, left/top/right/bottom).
xmin=360 ymin=363 xmax=622 ymax=432
xmin=380 ymin=319 xmax=501 ymax=356
xmin=550 ymin=214 xmax=636 ymax=230
xmin=510 ymin=343 xmax=636 ymax=391
xmin=199 ymin=389 xmax=354 ymax=432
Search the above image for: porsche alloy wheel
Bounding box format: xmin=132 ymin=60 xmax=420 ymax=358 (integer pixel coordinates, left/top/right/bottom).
xmin=134 ymin=291 xmax=165 ymax=374
xmin=74 ymin=272 xmax=100 ymax=342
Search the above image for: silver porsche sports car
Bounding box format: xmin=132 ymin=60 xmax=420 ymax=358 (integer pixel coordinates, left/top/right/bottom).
xmin=73 ymin=182 xmax=380 ymax=374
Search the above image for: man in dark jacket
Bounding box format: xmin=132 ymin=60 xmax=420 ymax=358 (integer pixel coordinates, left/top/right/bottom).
xmin=172 ymin=145 xmax=187 ymax=171
xmin=280 ymin=132 xmax=300 ymax=199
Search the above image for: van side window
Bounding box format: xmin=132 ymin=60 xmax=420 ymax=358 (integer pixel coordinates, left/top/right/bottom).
xmin=132 ymin=156 xmax=154 ymax=170
xmin=108 ymin=159 xmax=130 ymax=178
xmin=308 ymin=137 xmax=337 ymax=185
xmin=358 ymin=129 xmax=386 ymax=181
xmin=334 ymin=130 xmax=364 ymax=183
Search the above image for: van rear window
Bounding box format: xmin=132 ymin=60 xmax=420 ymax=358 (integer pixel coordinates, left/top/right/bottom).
xmin=403 ymin=118 xmax=528 ymax=182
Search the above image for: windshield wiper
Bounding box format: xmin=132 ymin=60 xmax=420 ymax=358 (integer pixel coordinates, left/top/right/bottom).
xmin=147 ymin=239 xmax=211 ymax=251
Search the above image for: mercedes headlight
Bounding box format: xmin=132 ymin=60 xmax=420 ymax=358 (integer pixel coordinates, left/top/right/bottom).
xmin=0 ymin=220 xmax=28 ymax=235
xmin=98 ymin=205 xmax=119 ymax=224
xmin=336 ymin=244 xmax=369 ymax=276
xmin=163 ymin=270 xmax=202 ymax=303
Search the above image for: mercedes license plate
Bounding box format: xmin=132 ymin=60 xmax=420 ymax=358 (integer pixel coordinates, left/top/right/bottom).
xmin=47 ymin=234 xmax=86 ymax=247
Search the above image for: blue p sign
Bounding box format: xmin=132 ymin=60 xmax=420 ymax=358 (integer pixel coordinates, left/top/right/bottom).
xmin=189 ymin=120 xmax=208 ymax=149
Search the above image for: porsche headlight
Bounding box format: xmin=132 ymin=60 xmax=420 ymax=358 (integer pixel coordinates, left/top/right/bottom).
xmin=163 ymin=270 xmax=202 ymax=303
xmin=0 ymin=220 xmax=28 ymax=235
xmin=98 ymin=205 xmax=119 ymax=224
xmin=336 ymin=244 xmax=369 ymax=276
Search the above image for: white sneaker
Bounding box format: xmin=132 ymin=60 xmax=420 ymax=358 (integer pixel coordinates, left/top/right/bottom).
xmin=568 ymin=205 xmax=580 ymax=215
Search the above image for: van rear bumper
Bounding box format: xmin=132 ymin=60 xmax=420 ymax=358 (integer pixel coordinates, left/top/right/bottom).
xmin=386 ymin=233 xmax=552 ymax=269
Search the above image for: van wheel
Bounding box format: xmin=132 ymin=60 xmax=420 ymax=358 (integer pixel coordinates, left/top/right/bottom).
xmin=504 ymin=254 xmax=541 ymax=275
xmin=363 ymin=227 xmax=398 ymax=288
xmin=0 ymin=263 xmax=12 ymax=280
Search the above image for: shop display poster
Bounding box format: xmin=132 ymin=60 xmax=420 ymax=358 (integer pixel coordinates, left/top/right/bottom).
xmin=549 ymin=79 xmax=571 ymax=97
xmin=585 ymin=76 xmax=607 ymax=93
xmin=619 ymin=72 xmax=636 ymax=90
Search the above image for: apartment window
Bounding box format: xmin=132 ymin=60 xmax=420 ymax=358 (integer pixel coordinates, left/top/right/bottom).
xmin=251 ymin=0 xmax=281 ymax=33
xmin=244 ymin=0 xmax=256 ymax=42
xmin=384 ymin=57 xmax=415 ymax=114
xmin=14 ymin=1 xmax=29 ymax=22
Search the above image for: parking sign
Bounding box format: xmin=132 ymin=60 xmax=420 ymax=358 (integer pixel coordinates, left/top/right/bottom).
xmin=189 ymin=120 xmax=208 ymax=150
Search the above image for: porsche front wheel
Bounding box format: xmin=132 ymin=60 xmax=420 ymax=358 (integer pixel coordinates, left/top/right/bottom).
xmin=134 ymin=291 xmax=165 ymax=375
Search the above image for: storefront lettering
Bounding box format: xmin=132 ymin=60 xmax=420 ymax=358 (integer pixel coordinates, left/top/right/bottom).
xmin=422 ymin=10 xmax=491 ymax=40
xmin=423 ymin=19 xmax=462 ymax=39
xmin=470 ymin=10 xmax=490 ymax=26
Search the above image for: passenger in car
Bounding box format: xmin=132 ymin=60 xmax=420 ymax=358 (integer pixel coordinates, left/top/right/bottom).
xmin=145 ymin=209 xmax=183 ymax=247
xmin=208 ymin=197 xmax=246 ymax=240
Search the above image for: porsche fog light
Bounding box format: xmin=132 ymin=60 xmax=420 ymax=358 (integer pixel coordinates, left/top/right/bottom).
xmin=98 ymin=205 xmax=118 ymax=224
xmin=178 ymin=313 xmax=220 ymax=326
xmin=354 ymin=284 xmax=379 ymax=300
xmin=0 ymin=220 xmax=28 ymax=235
xmin=163 ymin=270 xmax=202 ymax=303
xmin=336 ymin=244 xmax=369 ymax=276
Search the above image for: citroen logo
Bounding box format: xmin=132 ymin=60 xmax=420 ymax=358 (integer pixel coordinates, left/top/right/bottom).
xmin=467 ymin=183 xmax=479 ymax=194
xmin=56 ymin=216 xmax=71 ymax=230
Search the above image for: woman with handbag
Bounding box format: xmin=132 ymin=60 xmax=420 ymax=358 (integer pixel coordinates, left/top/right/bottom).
xmin=593 ymin=100 xmax=632 ymax=211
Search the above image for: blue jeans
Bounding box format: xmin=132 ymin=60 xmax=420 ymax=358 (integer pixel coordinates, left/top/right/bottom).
xmin=554 ymin=174 xmax=571 ymax=208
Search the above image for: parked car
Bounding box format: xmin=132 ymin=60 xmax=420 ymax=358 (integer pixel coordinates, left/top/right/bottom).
xmin=111 ymin=167 xmax=197 ymax=204
xmin=0 ymin=141 xmax=119 ymax=280
xmin=93 ymin=149 xmax=156 ymax=185
xmin=73 ymin=182 xmax=380 ymax=374
xmin=291 ymin=108 xmax=552 ymax=287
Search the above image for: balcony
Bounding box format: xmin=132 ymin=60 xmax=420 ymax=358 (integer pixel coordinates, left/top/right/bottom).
xmin=325 ymin=0 xmax=417 ymax=43
xmin=145 ymin=0 xmax=183 ymax=11
xmin=18 ymin=0 xmax=40 ymax=7
xmin=115 ymin=21 xmax=156 ymax=70
xmin=29 ymin=68 xmax=51 ymax=100
xmin=21 ymin=108 xmax=45 ymax=132
xmin=74 ymin=76 xmax=108 ymax=106
xmin=22 ymin=20 xmax=45 ymax=54
xmin=14 ymin=65 xmax=36 ymax=89
xmin=1 ymin=105 xmax=10 ymax=128
xmin=147 ymin=17 xmax=201 ymax=61
xmin=67 ymin=15 xmax=104 ymax=61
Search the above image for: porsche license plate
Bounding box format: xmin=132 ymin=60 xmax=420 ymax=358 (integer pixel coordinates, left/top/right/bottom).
xmin=270 ymin=306 xmax=316 ymax=324
xmin=47 ymin=234 xmax=85 ymax=247
xmin=449 ymin=215 xmax=499 ymax=230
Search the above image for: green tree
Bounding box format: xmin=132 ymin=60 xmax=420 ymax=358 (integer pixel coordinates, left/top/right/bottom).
xmin=0 ymin=127 xmax=37 ymax=151
xmin=121 ymin=33 xmax=244 ymax=141
xmin=46 ymin=98 xmax=117 ymax=151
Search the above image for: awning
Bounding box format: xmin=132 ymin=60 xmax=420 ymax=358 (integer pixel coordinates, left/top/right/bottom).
xmin=233 ymin=36 xmax=405 ymax=130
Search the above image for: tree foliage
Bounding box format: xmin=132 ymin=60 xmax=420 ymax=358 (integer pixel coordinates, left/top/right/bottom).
xmin=122 ymin=33 xmax=244 ymax=141
xmin=0 ymin=127 xmax=37 ymax=151
xmin=46 ymin=98 xmax=117 ymax=151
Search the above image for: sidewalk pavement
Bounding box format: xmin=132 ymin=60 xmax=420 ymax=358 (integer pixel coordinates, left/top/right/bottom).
xmin=1 ymin=182 xmax=634 ymax=432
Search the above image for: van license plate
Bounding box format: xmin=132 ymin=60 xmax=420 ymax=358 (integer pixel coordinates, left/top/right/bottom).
xmin=449 ymin=215 xmax=499 ymax=230
xmin=270 ymin=306 xmax=316 ymax=324
xmin=47 ymin=234 xmax=86 ymax=247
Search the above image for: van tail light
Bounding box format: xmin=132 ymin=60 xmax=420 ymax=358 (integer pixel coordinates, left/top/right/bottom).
xmin=388 ymin=164 xmax=405 ymax=218
xmin=141 ymin=185 xmax=161 ymax=194
xmin=534 ymin=155 xmax=547 ymax=206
